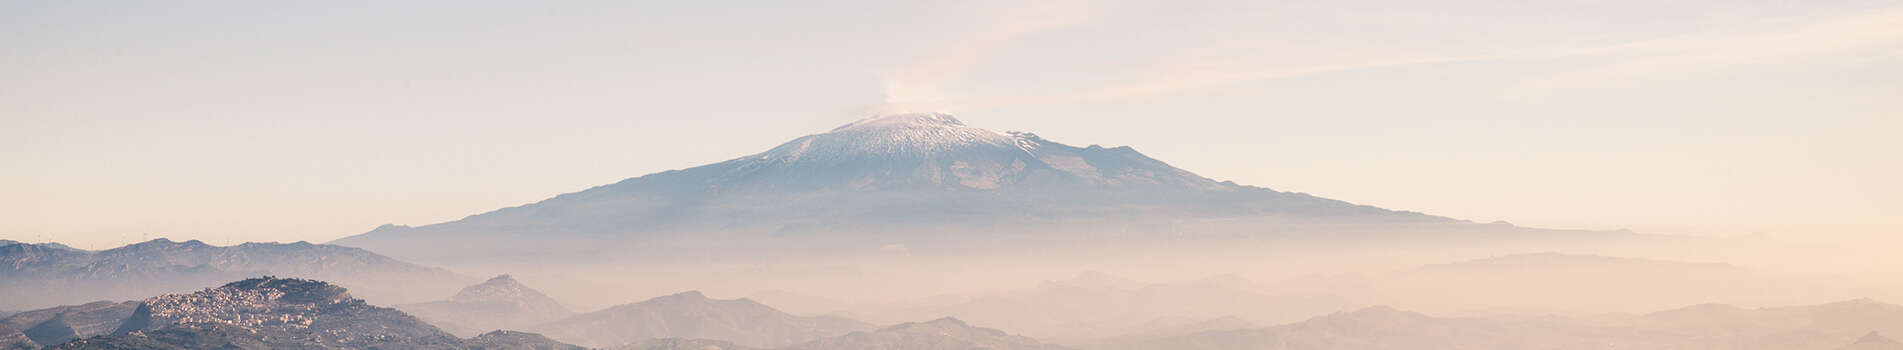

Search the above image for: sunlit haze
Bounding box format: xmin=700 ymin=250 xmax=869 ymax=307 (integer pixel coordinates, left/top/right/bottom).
xmin=6 ymin=1 xmax=1900 ymax=249
xmin=6 ymin=3 xmax=1903 ymax=350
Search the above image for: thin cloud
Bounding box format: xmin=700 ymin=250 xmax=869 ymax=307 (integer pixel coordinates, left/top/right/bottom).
xmin=905 ymin=4 xmax=1903 ymax=110
xmin=1520 ymin=5 xmax=1903 ymax=91
xmin=875 ymin=0 xmax=1099 ymax=112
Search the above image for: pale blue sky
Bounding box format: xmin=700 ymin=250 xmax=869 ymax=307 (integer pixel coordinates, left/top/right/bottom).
xmin=4 ymin=0 xmax=1900 ymax=248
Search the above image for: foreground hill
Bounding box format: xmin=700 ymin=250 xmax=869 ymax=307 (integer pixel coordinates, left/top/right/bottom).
xmin=35 ymin=277 xmax=582 ymax=349
xmin=398 ymin=274 xmax=575 ymax=337
xmin=331 ymin=113 xmax=1626 ymax=264
xmin=0 ymin=238 xmax=472 ymax=311
xmin=531 ymin=291 xmax=872 ymax=348
xmin=1092 ymin=299 xmax=1903 ymax=350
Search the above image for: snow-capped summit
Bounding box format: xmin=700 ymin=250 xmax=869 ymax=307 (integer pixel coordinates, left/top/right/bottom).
xmin=757 ymin=112 xmax=1032 ymax=164
xmin=713 ymin=112 xmax=1231 ymax=191
xmin=829 ymin=112 xmax=968 ymax=131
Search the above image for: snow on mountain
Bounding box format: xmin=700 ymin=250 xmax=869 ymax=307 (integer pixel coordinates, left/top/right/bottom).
xmin=764 ymin=113 xmax=1031 ymax=162
xmin=693 ymin=112 xmax=1229 ymax=191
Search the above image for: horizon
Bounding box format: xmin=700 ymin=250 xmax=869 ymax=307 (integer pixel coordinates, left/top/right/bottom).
xmin=9 ymin=107 xmax=1898 ymax=249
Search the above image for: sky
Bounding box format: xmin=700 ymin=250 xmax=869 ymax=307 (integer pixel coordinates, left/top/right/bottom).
xmin=3 ymin=0 xmax=1899 ymax=249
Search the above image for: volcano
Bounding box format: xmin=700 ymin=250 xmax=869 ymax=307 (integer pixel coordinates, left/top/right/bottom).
xmin=332 ymin=113 xmax=1598 ymax=263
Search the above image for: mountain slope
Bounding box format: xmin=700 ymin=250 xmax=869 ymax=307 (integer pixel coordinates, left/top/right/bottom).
xmin=332 ymin=113 xmax=1474 ymax=263
xmin=0 ymin=323 xmax=29 ymax=350
xmin=398 ymin=274 xmax=575 ymax=336
xmin=0 ymin=238 xmax=472 ymax=311
xmin=530 ymin=291 xmax=872 ymax=348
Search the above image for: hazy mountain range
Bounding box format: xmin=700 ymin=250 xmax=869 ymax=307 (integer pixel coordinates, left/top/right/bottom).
xmin=0 ymin=275 xmax=1085 ymax=349
xmin=1 ymin=268 xmax=1896 ymax=349
xmin=738 ymin=253 xmax=1816 ymax=344
xmin=1089 ymin=299 xmax=1903 ymax=350
xmin=0 ymin=239 xmax=472 ymax=311
xmin=330 ymin=113 xmax=1629 ymax=264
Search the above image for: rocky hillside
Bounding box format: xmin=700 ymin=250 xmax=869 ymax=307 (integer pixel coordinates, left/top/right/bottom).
xmin=23 ymin=277 xmax=583 ymax=350
xmin=104 ymin=277 xmax=459 ymax=348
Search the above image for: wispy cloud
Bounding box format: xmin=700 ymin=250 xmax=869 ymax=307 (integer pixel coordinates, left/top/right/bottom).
xmin=893 ymin=3 xmax=1903 ymax=111
xmin=1520 ymin=5 xmax=1903 ymax=91
xmin=874 ymin=0 xmax=1099 ymax=113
